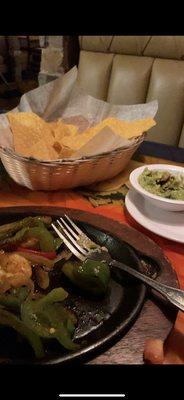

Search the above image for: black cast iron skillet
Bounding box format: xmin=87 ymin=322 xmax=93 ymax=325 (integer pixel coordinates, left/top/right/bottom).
xmin=0 ymin=207 xmax=177 ymax=365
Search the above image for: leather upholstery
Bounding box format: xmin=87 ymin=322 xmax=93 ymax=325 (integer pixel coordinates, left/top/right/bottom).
xmin=179 ymin=124 xmax=184 ymax=147
xmin=77 ymin=36 xmax=184 ymax=148
xmin=107 ymin=55 xmax=154 ymax=104
xmin=77 ymin=51 xmax=114 ymax=100
xmin=79 ymin=36 xmax=184 ymax=60
xmin=146 ymin=59 xmax=184 ymax=146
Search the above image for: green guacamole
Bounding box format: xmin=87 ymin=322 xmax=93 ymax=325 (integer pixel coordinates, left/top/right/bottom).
xmin=138 ymin=168 xmax=184 ymax=200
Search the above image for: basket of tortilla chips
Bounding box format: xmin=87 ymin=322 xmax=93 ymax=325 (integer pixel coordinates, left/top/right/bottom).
xmin=0 ymin=111 xmax=156 ymax=190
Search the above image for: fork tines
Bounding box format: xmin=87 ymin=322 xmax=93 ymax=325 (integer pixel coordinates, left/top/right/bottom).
xmin=51 ymin=214 xmax=94 ymax=261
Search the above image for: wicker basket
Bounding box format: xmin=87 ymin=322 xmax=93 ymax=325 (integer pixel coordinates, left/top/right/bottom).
xmin=0 ymin=137 xmax=144 ymax=191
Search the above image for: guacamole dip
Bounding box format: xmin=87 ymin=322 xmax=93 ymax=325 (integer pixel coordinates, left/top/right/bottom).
xmin=138 ymin=168 xmax=184 ymax=200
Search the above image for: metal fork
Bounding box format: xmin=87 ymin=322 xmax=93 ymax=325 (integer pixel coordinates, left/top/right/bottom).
xmin=52 ymin=214 xmax=184 ymax=313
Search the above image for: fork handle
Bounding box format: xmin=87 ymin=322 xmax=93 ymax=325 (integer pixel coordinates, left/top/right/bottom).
xmin=110 ymin=259 xmax=184 ymax=312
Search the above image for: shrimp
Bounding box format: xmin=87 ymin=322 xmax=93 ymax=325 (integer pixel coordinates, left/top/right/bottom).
xmin=0 ymin=251 xmax=32 ymax=293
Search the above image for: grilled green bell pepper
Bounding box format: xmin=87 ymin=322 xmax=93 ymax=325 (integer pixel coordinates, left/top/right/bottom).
xmin=21 ymin=288 xmax=79 ymax=351
xmin=35 ymin=287 xmax=68 ymax=307
xmin=62 ymin=259 xmax=110 ymax=296
xmin=0 ymin=216 xmax=52 ymax=241
xmin=0 ymin=307 xmax=44 ymax=358
xmin=25 ymin=224 xmax=55 ymax=252
xmin=0 ymin=227 xmax=29 ymax=248
xmin=0 ymin=224 xmax=56 ymax=253
xmin=41 ymin=303 xmax=78 ymax=349
xmin=0 ymin=219 xmax=59 ymax=252
xmin=54 ymin=237 xmax=63 ymax=251
xmin=0 ymin=287 xmax=29 ymax=312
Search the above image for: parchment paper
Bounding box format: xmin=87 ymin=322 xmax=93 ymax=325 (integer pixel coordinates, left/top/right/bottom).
xmin=0 ymin=66 xmax=158 ymax=160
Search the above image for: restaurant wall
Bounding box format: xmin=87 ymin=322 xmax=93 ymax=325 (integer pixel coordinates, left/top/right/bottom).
xmin=38 ymin=36 xmax=64 ymax=85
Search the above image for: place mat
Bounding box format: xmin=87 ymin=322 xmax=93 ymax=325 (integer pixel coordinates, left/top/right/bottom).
xmin=78 ymin=160 xmax=142 ymax=207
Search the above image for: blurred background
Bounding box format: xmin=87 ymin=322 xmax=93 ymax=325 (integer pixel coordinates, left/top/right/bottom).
xmin=0 ymin=36 xmax=79 ymax=110
xmin=0 ymin=35 xmax=183 ymax=147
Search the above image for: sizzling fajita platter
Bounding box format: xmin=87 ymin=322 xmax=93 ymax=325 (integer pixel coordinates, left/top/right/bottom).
xmin=0 ymin=207 xmax=177 ymax=365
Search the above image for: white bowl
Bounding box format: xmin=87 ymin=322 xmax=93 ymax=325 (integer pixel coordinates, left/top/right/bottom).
xmin=129 ymin=164 xmax=184 ymax=212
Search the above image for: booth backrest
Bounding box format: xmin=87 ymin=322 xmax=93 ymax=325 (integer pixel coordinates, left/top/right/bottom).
xmin=77 ymin=36 xmax=184 ymax=148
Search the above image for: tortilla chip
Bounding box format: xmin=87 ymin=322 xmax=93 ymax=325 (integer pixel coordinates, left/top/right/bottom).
xmin=19 ymin=139 xmax=56 ymax=160
xmin=7 ymin=112 xmax=156 ymax=162
xmin=48 ymin=121 xmax=59 ymax=137
xmin=59 ymin=146 xmax=74 ymax=158
xmin=92 ymin=117 xmax=156 ymax=140
xmin=8 ymin=112 xmax=55 ymax=155
xmin=62 ymin=117 xmax=156 ymax=151
xmin=62 ymin=115 xmax=91 ymax=133
xmin=50 ymin=120 xmax=78 ymax=144
xmin=62 ymin=131 xmax=93 ymax=150
xmin=8 ymin=112 xmax=52 ymax=141
xmin=50 ymin=120 xmax=78 ymax=158
xmin=53 ymin=141 xmax=62 ymax=154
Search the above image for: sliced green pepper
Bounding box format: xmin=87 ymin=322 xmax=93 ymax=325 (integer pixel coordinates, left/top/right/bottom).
xmin=26 ymin=225 xmax=55 ymax=252
xmin=35 ymin=287 xmax=68 ymax=307
xmin=62 ymin=259 xmax=110 ymax=296
xmin=0 ymin=227 xmax=29 ymax=248
xmin=0 ymin=224 xmax=55 ymax=251
xmin=21 ymin=288 xmax=79 ymax=351
xmin=42 ymin=304 xmax=78 ymax=350
xmin=0 ymin=216 xmax=52 ymax=242
xmin=45 ymin=303 xmax=77 ymax=330
xmin=0 ymin=287 xmax=29 ymax=312
xmin=54 ymin=237 xmax=63 ymax=251
xmin=0 ymin=307 xmax=44 ymax=358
